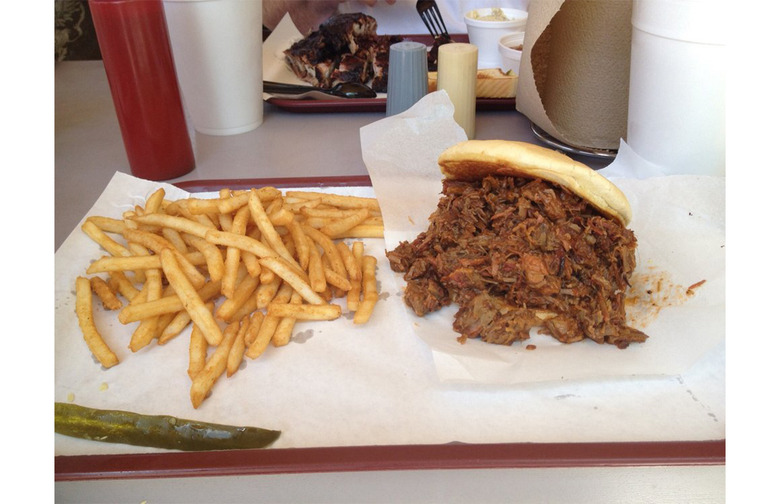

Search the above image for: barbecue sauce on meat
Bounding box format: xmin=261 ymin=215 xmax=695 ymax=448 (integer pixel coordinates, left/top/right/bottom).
xmin=386 ymin=175 xmax=648 ymax=348
xmin=284 ymin=13 xmax=401 ymax=93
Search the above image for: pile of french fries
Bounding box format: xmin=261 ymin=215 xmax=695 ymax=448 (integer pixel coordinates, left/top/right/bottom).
xmin=75 ymin=186 xmax=383 ymax=408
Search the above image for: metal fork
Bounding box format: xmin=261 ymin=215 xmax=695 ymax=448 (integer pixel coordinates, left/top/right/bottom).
xmin=416 ymin=0 xmax=451 ymax=41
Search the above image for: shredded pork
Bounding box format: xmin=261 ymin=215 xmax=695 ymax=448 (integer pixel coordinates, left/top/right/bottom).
xmin=386 ymin=175 xmax=648 ymax=348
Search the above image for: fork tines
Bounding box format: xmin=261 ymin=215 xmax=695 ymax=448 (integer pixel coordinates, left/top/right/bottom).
xmin=417 ymin=0 xmax=450 ymax=39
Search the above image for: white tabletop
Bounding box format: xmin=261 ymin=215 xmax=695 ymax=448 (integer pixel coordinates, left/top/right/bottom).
xmin=53 ymin=60 xmax=722 ymax=503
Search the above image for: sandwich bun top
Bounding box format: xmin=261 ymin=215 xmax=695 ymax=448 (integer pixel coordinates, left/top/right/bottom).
xmin=438 ymin=140 xmax=632 ymax=226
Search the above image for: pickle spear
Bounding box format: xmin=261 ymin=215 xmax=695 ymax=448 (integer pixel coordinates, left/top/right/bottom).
xmin=55 ymin=402 xmax=281 ymax=451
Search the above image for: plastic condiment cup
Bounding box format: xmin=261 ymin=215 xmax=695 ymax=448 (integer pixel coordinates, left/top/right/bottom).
xmin=464 ymin=8 xmax=527 ymax=69
xmin=498 ymin=32 xmax=524 ymax=74
xmin=163 ymin=0 xmax=264 ymax=136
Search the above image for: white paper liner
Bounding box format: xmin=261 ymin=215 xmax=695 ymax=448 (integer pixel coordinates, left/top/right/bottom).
xmin=360 ymin=92 xmax=725 ymax=384
xmin=55 ymin=136 xmax=724 ymax=457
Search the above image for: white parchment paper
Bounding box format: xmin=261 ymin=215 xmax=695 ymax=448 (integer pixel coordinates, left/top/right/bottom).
xmin=55 ymin=157 xmax=724 ymax=457
xmin=262 ymin=13 xmax=305 ymax=88
xmin=360 ymin=92 xmax=725 ymax=384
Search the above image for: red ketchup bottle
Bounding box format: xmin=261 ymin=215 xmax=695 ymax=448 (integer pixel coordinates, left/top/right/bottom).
xmin=89 ymin=0 xmax=194 ymax=181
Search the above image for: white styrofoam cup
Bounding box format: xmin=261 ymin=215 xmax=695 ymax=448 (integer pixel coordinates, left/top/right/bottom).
xmin=626 ymin=0 xmax=726 ymax=175
xmin=163 ymin=0 xmax=263 ymax=136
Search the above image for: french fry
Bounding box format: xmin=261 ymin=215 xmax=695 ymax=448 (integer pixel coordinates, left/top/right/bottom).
xmin=307 ymin=239 xmax=327 ymax=293
xmin=118 ymin=281 xmax=221 ymax=324
xmin=259 ymin=255 xmax=325 ymax=305
xmin=85 ymin=215 xmax=127 ymax=234
xmin=303 ymin=224 xmax=347 ymax=280
xmin=108 ymin=271 xmax=140 ymax=302
xmin=269 ymin=206 xmax=295 ymax=227
xmin=81 ymin=220 xmax=131 ymax=257
xmin=248 ymin=190 xmax=299 ymax=267
xmin=128 ymin=266 xmax=163 ymax=352
xmin=266 ymin=302 xmax=342 ymax=321
xmin=227 ymin=316 xmax=249 ymax=377
xmin=216 ymin=270 xmax=260 ymax=321
xmin=152 ymin=311 xmax=177 ymax=342
xmin=144 ymin=188 xmax=166 ymax=214
xmin=264 ymin=196 xmax=284 ymax=216
xmin=286 ymin=219 xmax=310 ymax=271
xmin=181 ymin=234 xmax=225 ymax=283
xmin=87 ymin=251 xmax=207 ymax=274
xmin=241 ymin=249 xmax=263 ymax=278
xmin=131 ymin=213 xmax=212 ymax=239
xmin=284 ymin=196 xmax=321 ymax=212
xmin=216 ymin=187 xmax=279 ymax=214
xmin=160 ymin=227 xmax=189 ymax=254
xmin=323 ymin=266 xmax=352 ymax=292
xmin=347 ymin=242 xmax=365 ymax=311
xmin=328 ymin=223 xmax=385 ymax=239
xmin=190 ymin=321 xmax=240 ymax=408
xmin=160 ymin=248 xmax=223 ymax=346
xmin=246 ymin=284 xmax=292 ymax=358
xmin=226 ymin=291 xmax=258 ymax=324
xmin=300 ymin=207 xmax=362 ymax=219
xmin=271 ymin=292 xmax=301 ymax=347
xmin=285 ymin=191 xmax=381 ymax=211
xmin=185 ymin=196 xmax=225 ymax=215
xmin=354 ymin=255 xmax=379 ymax=325
xmin=346 ymin=279 xmax=361 ymax=312
xmin=319 ymin=208 xmax=370 ymax=238
xmin=75 ymin=276 xmax=119 ymax=368
xmin=157 ymin=309 xmax=193 ymax=345
xmin=205 ymin=229 xmax=276 ymax=260
xmin=222 ymin=206 xmax=251 ymax=298
xmin=244 ymin=310 xmax=265 ymax=346
xmin=122 ymin=228 xmax=175 ymax=254
xmin=187 ymin=324 xmax=208 ymax=380
xmin=89 ymin=276 xmax=123 ymax=310
xmin=256 ymin=274 xmax=282 ymax=308
xmin=336 ymin=242 xmax=362 ymax=282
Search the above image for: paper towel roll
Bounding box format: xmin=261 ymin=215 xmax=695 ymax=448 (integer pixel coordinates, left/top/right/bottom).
xmin=516 ymin=0 xmax=632 ymax=151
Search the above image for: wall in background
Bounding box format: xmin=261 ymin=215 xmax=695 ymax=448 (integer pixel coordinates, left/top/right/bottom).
xmin=55 ymin=0 xmax=101 ymax=61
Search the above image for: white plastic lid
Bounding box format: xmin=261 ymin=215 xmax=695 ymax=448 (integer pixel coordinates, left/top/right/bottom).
xmin=632 ymin=0 xmax=726 ymax=45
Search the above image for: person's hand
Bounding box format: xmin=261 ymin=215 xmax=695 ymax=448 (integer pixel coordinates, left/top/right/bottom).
xmin=264 ymin=1 xmax=341 ymax=33
xmin=354 ymin=0 xmax=398 ymax=6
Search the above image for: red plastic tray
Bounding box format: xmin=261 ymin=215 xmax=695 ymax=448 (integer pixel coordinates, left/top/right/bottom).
xmin=54 ymin=176 xmax=725 ymax=481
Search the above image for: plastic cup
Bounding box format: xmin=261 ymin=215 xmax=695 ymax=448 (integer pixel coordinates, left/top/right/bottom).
xmin=386 ymin=41 xmax=429 ymax=116
xmin=89 ymin=0 xmax=195 ymax=181
xmin=163 ymin=0 xmax=263 ymax=136
xmin=464 ymin=8 xmax=527 ymax=69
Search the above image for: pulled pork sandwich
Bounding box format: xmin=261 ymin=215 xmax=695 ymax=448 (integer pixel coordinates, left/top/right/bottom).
xmin=386 ymin=140 xmax=648 ymax=349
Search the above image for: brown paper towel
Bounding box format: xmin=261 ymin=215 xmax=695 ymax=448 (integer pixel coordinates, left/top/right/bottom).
xmin=516 ymin=0 xmax=632 ymax=151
